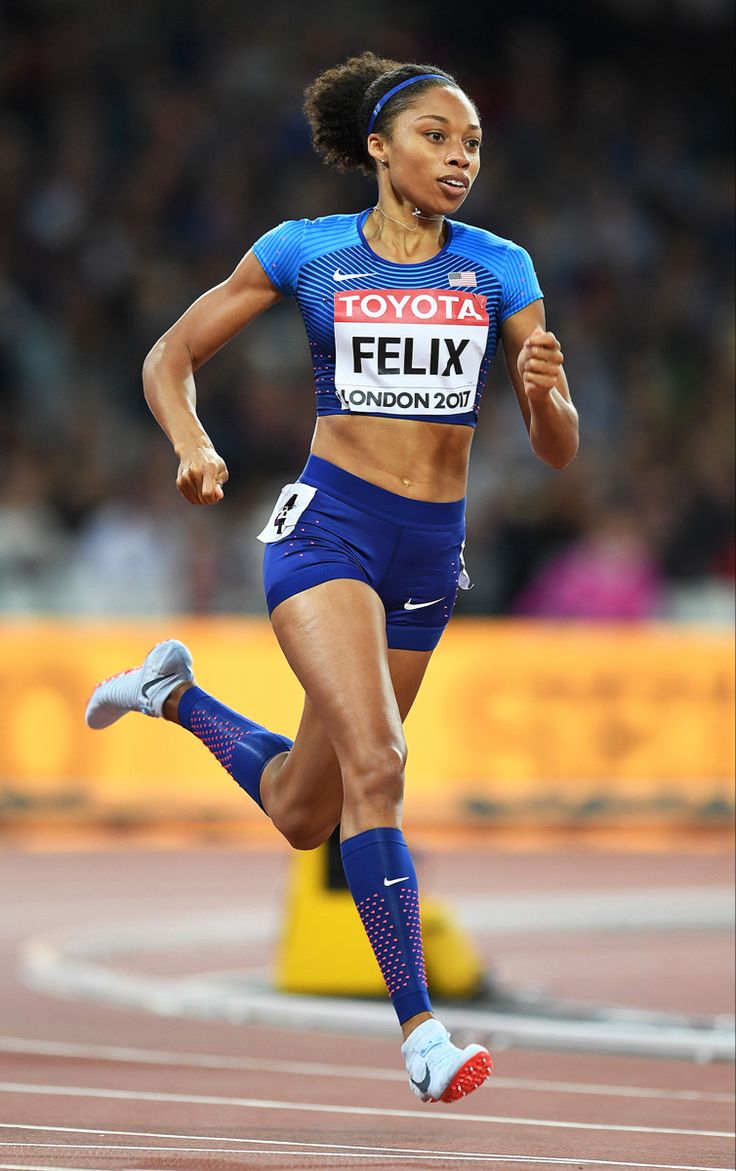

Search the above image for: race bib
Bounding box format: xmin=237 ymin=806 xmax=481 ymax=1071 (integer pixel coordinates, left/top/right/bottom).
xmin=334 ymin=288 xmax=489 ymax=416
xmin=257 ymin=482 xmax=316 ymax=543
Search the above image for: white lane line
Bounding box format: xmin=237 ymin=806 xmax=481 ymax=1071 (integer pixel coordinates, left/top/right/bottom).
xmin=0 ymin=1151 xmax=732 ymax=1171
xmin=1 ymin=1035 xmax=732 ymax=1103
xmin=0 ymin=1128 xmax=503 ymax=1161
xmin=0 ymin=1082 xmax=732 ymax=1138
xmin=1 ymin=1124 xmax=735 ymax=1169
xmin=0 ymin=1144 xmax=495 ymax=1163
xmin=490 ymin=1077 xmax=734 ymax=1104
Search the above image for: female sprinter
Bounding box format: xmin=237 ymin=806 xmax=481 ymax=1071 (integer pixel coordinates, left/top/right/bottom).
xmin=86 ymin=52 xmax=578 ymax=1104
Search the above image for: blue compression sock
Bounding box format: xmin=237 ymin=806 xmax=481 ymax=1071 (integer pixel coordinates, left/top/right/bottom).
xmin=340 ymin=827 xmax=433 ymax=1024
xmin=178 ymin=686 xmax=292 ymax=812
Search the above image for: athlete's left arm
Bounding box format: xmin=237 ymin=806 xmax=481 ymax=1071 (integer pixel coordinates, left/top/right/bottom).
xmin=501 ymin=300 xmax=579 ymax=469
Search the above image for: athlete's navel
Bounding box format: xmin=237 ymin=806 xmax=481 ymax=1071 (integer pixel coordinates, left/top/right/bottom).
xmin=401 ymin=477 xmax=412 ymax=488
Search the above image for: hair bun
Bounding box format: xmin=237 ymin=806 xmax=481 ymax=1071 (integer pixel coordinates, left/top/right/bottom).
xmin=304 ymin=52 xmax=458 ymax=175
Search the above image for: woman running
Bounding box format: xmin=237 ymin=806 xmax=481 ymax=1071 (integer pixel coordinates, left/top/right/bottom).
xmin=85 ymin=51 xmax=578 ymax=1104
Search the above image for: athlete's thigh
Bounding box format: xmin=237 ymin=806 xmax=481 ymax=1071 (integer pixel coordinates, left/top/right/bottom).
xmin=271 ymin=578 xmax=433 ymax=767
xmin=269 ymin=646 xmax=433 ymax=837
xmin=288 ymin=643 xmax=433 ymax=776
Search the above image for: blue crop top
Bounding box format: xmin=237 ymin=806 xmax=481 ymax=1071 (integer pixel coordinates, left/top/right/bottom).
xmin=252 ymin=210 xmax=542 ymax=427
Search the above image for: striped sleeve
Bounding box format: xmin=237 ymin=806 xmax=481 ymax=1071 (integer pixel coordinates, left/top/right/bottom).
xmin=500 ymin=243 xmax=543 ymax=321
xmin=251 ymin=220 xmax=307 ymax=297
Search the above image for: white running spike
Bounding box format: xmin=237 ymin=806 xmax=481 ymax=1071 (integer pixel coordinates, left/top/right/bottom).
xmin=401 ymin=1018 xmax=492 ymax=1103
xmin=85 ymin=639 xmax=194 ymax=729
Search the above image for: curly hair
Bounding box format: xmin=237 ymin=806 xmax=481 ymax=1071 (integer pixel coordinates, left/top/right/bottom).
xmin=303 ymin=51 xmax=463 ymax=176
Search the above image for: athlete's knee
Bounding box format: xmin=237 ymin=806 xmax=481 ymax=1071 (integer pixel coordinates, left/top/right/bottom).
xmin=342 ymin=738 xmax=407 ymax=808
xmin=275 ymin=806 xmax=340 ymax=852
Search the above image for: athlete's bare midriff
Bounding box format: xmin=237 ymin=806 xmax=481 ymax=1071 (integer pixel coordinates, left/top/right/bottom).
xmin=311 ymin=414 xmax=473 ymax=502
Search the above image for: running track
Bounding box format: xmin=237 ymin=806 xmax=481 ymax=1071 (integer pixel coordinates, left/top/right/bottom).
xmin=0 ymin=841 xmax=733 ymax=1170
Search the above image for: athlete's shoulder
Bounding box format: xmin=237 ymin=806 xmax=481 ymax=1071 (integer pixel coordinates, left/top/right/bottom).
xmin=302 ymin=212 xmax=360 ymax=232
xmin=251 ymin=212 xmax=363 ymax=295
xmin=450 ymin=220 xmax=543 ymax=318
xmin=297 ymin=213 xmax=361 ymax=264
xmin=449 ymin=219 xmax=531 ymax=262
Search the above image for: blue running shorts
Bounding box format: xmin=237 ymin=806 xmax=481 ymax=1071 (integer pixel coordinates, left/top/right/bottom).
xmin=258 ymin=455 xmax=470 ymax=651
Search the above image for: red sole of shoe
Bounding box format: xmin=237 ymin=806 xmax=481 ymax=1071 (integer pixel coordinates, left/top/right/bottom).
xmin=438 ymin=1049 xmax=493 ymax=1103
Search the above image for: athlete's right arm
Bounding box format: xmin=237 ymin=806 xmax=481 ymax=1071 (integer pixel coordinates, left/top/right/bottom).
xmin=142 ymin=251 xmax=282 ymax=505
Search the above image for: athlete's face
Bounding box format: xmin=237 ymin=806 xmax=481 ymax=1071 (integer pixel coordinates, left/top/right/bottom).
xmin=369 ymin=86 xmax=481 ymax=215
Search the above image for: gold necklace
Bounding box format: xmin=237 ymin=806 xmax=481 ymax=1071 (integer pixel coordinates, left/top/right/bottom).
xmin=373 ymin=204 xmax=444 ymax=233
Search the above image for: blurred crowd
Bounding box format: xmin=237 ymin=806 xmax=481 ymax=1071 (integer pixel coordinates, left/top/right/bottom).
xmin=1 ymin=0 xmax=733 ymax=619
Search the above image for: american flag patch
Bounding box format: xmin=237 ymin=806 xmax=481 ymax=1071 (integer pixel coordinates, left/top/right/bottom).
xmin=448 ymin=271 xmax=477 ymax=287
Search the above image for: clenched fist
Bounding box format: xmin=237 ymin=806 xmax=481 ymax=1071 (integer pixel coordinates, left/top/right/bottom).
xmin=176 ymin=443 xmax=229 ymax=505
xmin=517 ymin=325 xmax=565 ymax=404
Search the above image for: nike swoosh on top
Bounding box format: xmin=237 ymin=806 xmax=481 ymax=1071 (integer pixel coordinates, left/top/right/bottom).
xmin=411 ymin=1062 xmax=432 ymax=1094
xmin=141 ymin=672 xmax=177 ymax=699
xmin=333 ymin=268 xmax=375 ymax=281
xmin=383 ymin=876 xmax=409 ymax=886
xmin=403 ymin=597 xmax=444 ymax=611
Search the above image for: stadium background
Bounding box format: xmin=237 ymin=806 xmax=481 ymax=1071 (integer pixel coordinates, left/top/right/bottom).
xmin=0 ymin=0 xmax=733 ymax=834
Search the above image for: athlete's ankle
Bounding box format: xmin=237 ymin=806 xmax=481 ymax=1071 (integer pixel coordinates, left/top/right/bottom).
xmin=401 ymin=1011 xmax=436 ymax=1042
xmin=163 ymin=681 xmax=194 ymax=724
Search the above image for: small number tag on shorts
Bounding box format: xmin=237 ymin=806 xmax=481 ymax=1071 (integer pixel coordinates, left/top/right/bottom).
xmin=257 ymin=482 xmax=316 ymax=543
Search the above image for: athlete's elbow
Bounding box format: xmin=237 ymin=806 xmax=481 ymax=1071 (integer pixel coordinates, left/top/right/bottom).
xmin=550 ymin=450 xmax=577 ymax=470
xmin=142 ymin=338 xmax=165 ymax=392
xmin=142 ymin=335 xmax=190 ymax=402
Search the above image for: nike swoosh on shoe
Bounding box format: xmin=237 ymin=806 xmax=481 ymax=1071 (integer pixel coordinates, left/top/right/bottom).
xmin=140 ymin=672 xmax=177 ymax=699
xmin=410 ymin=1062 xmax=432 ymax=1095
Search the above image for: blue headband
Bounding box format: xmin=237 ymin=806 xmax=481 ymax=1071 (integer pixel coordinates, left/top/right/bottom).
xmin=366 ymin=73 xmax=448 ymax=135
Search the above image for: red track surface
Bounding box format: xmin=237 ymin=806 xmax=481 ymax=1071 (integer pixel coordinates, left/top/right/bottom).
xmin=0 ymin=841 xmax=733 ymax=1170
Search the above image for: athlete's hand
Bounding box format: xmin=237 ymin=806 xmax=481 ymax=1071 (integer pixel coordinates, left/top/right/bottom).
xmin=517 ymin=325 xmax=565 ymax=404
xmin=176 ymin=443 xmax=229 ymax=505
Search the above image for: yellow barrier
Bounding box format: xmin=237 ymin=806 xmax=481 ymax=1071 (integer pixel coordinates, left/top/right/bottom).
xmin=276 ymin=840 xmax=485 ymax=998
xmin=1 ymin=619 xmax=733 ymax=825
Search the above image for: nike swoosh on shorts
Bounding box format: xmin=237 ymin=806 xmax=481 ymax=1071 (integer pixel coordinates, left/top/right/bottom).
xmin=403 ymin=598 xmax=444 ymax=611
